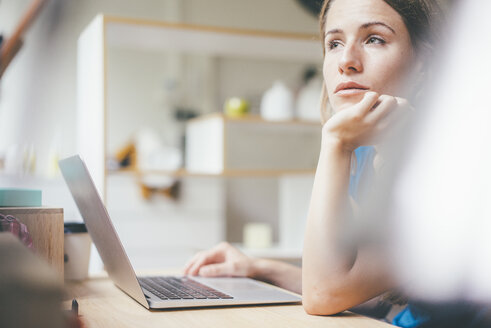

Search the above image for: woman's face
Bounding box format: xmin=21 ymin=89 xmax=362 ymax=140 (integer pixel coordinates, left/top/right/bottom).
xmin=323 ymin=0 xmax=415 ymax=112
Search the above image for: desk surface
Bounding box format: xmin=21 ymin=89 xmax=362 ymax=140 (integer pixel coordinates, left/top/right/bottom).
xmin=65 ymin=276 xmax=395 ymax=328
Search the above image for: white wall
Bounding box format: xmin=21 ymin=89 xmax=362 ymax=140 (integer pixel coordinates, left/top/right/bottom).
xmin=183 ymin=0 xmax=318 ymax=34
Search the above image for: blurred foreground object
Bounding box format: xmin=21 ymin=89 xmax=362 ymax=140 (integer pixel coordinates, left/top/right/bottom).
xmin=0 ymin=213 xmax=33 ymax=247
xmin=371 ymin=0 xmax=491 ymax=303
xmin=0 ymin=0 xmax=48 ymax=79
xmin=0 ymin=207 xmax=64 ymax=278
xmin=0 ymin=233 xmax=64 ymax=328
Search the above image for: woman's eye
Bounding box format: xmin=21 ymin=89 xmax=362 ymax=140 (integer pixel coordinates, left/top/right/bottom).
xmin=366 ymin=36 xmax=386 ymax=45
xmin=328 ymin=40 xmax=342 ymax=50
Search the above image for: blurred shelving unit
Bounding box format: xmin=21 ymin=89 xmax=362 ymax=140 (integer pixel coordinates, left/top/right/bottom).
xmin=185 ymin=113 xmax=320 ymax=175
xmin=77 ymin=14 xmax=322 ymax=265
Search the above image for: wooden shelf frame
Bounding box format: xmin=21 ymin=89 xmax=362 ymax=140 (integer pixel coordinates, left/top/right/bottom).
xmin=104 ymin=15 xmax=322 ymax=61
xmin=108 ymin=167 xmax=316 ymax=178
xmin=189 ymin=113 xmax=321 ymax=127
xmin=77 ymin=14 xmax=322 ymax=201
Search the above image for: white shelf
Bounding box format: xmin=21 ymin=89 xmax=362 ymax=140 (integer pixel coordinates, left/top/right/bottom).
xmin=108 ymin=168 xmax=315 ymax=178
xmin=104 ymin=15 xmax=322 ymax=61
xmin=186 ymin=114 xmax=321 ymax=174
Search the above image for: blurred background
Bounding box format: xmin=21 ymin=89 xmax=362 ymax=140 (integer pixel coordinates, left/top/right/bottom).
xmin=0 ymin=0 xmax=324 ymax=271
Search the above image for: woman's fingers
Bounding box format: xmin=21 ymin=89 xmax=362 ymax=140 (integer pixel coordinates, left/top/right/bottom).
xmin=366 ymin=95 xmax=398 ymax=124
xmin=357 ymin=91 xmax=380 ymax=115
xmin=369 ymin=96 xmax=414 ymax=145
xmin=183 ymin=252 xmax=204 ymax=275
xmin=199 ymin=262 xmax=242 ymax=277
xmin=184 ymin=247 xmax=225 ymax=276
xmin=183 ymin=242 xmax=240 ymax=276
xmin=378 ymin=96 xmax=412 ymax=127
xmin=321 ymin=92 xmax=412 ymax=150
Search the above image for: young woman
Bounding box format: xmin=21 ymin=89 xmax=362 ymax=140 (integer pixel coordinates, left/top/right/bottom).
xmin=184 ymin=0 xmax=442 ymax=326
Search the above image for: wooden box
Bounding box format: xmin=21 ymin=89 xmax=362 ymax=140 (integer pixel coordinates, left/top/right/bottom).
xmin=0 ymin=207 xmax=64 ymax=278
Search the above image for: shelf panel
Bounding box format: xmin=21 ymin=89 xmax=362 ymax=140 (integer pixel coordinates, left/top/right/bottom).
xmin=189 ymin=113 xmax=321 ymax=126
xmin=103 ymin=15 xmax=322 ymax=62
xmin=107 ymin=168 xmax=315 ymax=177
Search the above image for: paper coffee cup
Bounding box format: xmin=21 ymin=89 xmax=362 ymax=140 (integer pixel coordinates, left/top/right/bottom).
xmin=64 ymin=222 xmax=91 ymax=280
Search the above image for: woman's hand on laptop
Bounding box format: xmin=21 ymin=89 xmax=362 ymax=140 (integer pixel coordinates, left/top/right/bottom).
xmin=183 ymin=242 xmax=256 ymax=277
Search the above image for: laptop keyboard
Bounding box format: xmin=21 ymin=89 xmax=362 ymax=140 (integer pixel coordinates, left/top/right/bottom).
xmin=138 ymin=276 xmax=233 ymax=300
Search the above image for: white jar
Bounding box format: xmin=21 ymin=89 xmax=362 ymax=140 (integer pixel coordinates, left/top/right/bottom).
xmin=260 ymin=81 xmax=294 ymax=121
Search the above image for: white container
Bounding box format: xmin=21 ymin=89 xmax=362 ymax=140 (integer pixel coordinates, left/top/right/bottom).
xmin=296 ymin=77 xmax=323 ymax=122
xmin=64 ymin=223 xmax=91 ymax=281
xmin=260 ymin=81 xmax=294 ymax=121
xmin=243 ymin=223 xmax=273 ymax=249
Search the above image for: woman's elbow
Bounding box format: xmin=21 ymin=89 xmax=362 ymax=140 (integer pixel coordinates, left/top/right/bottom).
xmin=302 ymin=292 xmax=347 ymax=316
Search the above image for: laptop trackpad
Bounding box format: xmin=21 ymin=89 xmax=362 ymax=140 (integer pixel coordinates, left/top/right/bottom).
xmin=189 ymin=276 xmax=299 ymax=302
xmin=192 ymin=277 xmax=267 ymax=292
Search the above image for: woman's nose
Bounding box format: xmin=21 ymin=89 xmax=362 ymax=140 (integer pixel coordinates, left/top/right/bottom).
xmin=338 ymin=44 xmax=363 ymax=74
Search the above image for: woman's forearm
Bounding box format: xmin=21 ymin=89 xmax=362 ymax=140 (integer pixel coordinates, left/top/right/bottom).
xmin=303 ymin=140 xmax=354 ymax=280
xmin=303 ymin=140 xmax=364 ymax=314
xmin=302 ymin=140 xmax=393 ymax=315
xmin=251 ymin=258 xmax=302 ymax=294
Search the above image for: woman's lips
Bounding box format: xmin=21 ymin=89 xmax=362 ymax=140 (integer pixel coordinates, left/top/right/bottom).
xmin=334 ymin=82 xmax=369 ymax=96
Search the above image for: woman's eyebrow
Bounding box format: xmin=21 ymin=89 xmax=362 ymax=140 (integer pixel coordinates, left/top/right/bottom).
xmin=326 ymin=28 xmax=342 ymax=35
xmin=326 ymin=21 xmax=396 ymax=36
xmin=361 ymin=21 xmax=396 ymax=34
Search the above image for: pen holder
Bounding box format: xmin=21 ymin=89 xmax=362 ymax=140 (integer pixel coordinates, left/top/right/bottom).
xmin=0 ymin=207 xmax=64 ymax=279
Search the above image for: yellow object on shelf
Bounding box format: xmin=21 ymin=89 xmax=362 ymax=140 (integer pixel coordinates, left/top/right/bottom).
xmin=223 ymin=97 xmax=250 ymax=118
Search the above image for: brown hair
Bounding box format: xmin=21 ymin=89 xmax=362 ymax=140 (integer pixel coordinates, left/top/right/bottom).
xmin=318 ymin=0 xmax=443 ymax=124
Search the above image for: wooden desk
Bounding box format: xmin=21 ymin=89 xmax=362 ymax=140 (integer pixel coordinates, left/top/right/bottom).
xmin=65 ymin=276 xmax=395 ymax=328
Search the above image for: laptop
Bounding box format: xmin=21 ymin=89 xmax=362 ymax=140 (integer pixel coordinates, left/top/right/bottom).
xmin=59 ymin=155 xmax=301 ymax=309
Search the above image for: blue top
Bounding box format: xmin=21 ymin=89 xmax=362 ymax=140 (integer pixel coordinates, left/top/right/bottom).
xmin=350 ymin=146 xmax=428 ymax=328
xmin=392 ymin=301 xmax=488 ymax=327
xmin=392 ymin=304 xmax=429 ymax=328
xmin=349 ymin=146 xmax=375 ymax=200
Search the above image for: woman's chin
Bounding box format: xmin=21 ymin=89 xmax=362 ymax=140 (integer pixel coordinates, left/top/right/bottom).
xmin=333 ymin=94 xmax=366 ymax=111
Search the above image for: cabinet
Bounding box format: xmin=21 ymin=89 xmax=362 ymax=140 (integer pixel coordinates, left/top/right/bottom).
xmin=77 ymin=15 xmax=322 ymax=267
xmin=185 ymin=113 xmax=320 ymax=175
